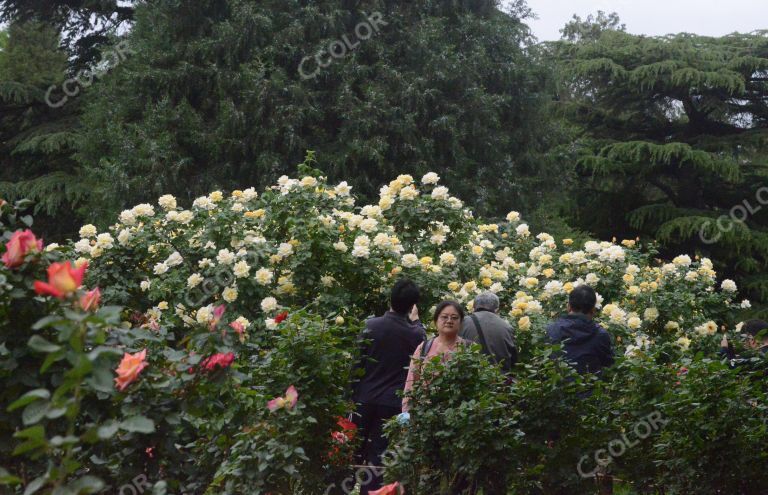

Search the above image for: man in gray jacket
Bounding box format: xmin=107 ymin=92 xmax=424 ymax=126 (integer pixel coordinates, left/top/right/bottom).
xmin=460 ymin=292 xmax=518 ymax=373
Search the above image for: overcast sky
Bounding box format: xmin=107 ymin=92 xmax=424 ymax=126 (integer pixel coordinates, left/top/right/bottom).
xmin=522 ymin=0 xmax=768 ymax=41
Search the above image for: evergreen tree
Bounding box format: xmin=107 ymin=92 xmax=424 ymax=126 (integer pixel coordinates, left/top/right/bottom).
xmin=0 ymin=0 xmax=134 ymax=68
xmin=0 ymin=21 xmax=88 ymax=241
xmin=550 ymin=22 xmax=768 ymax=312
xmin=77 ymin=0 xmax=551 ymax=219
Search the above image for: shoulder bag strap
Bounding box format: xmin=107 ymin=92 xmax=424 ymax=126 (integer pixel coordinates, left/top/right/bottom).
xmin=469 ymin=314 xmax=493 ymax=359
xmin=420 ymin=338 xmax=434 ymax=358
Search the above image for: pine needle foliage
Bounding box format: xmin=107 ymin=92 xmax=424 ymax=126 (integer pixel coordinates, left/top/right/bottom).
xmin=549 ymin=18 xmax=768 ymax=310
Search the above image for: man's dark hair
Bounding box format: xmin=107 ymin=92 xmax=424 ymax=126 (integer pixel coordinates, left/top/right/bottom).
xmin=390 ymin=279 xmax=420 ymax=314
xmin=569 ymin=285 xmax=597 ymax=314
xmin=743 ymin=319 xmax=768 ymax=339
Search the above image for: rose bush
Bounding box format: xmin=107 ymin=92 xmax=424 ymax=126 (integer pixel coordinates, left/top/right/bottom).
xmin=1 ymin=157 xmax=765 ymax=494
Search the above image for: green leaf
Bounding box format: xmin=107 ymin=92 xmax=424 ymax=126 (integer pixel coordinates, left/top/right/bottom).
xmin=87 ymin=346 xmax=122 ymax=361
xmin=0 ymin=467 xmax=22 ymax=485
xmin=27 ymin=335 xmax=61 ymax=354
xmin=86 ymin=365 xmax=115 ymax=394
xmin=68 ymin=475 xmax=104 ymax=494
xmin=40 ymin=350 xmax=64 ymax=374
xmin=8 ymin=389 xmax=50 ymax=412
xmin=97 ymin=421 xmax=119 ymax=440
xmin=32 ymin=316 xmax=68 ymax=331
xmin=23 ymin=476 xmax=46 ymax=495
xmin=14 ymin=425 xmax=45 ymax=441
xmin=22 ymin=400 xmax=49 ymax=426
xmin=120 ymin=415 xmax=155 ymax=434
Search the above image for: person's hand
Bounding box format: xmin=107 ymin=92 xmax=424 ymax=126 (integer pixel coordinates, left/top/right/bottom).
xmin=409 ymin=305 xmax=419 ymax=322
xmin=720 ymin=334 xmax=729 ymax=348
xmin=396 ymin=412 xmax=410 ymax=425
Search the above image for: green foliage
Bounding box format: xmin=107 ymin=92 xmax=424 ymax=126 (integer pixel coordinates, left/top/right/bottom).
xmin=386 ymin=346 xmax=523 ymax=493
xmin=0 ymin=21 xmax=87 ymax=241
xmin=75 ymin=0 xmax=550 ymax=222
xmin=549 ymin=25 xmax=768 ymax=312
xmin=209 ymin=312 xmax=356 ymax=494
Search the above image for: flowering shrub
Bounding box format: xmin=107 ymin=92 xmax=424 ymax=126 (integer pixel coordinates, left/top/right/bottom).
xmin=75 ymin=160 xmax=742 ymax=358
xmin=1 ymin=161 xmax=765 ymax=494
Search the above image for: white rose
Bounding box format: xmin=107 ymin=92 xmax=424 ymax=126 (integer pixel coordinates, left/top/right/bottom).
xmin=277 ymin=243 xmax=294 ymax=258
xmin=117 ymin=229 xmax=132 ymax=246
xmin=439 ymin=252 xmax=457 ymax=266
xmin=399 ymin=186 xmax=418 ymax=201
xmin=261 ymin=297 xmax=278 ymax=312
xmin=359 ymin=218 xmax=378 ymax=233
xmin=79 ymin=224 xmax=97 ymax=238
xmin=431 ymin=186 xmax=449 ymax=201
xmin=643 ymin=307 xmax=659 ymax=321
xmin=721 ymin=279 xmax=737 ymax=293
xmin=132 ymin=203 xmax=155 ymax=217
xmin=300 ymin=176 xmax=318 ymax=188
xmin=217 ymin=249 xmax=235 ymax=265
xmin=401 ymin=253 xmax=419 ymax=268
xmin=421 ymin=172 xmax=440 ymax=185
xmin=335 ymin=181 xmax=352 ymax=196
xmin=74 ymin=238 xmax=92 ymax=254
xmin=187 ymin=273 xmax=204 ymax=288
xmin=222 ymin=286 xmax=239 ymax=303
xmin=119 ymin=210 xmax=136 ymax=226
xmin=233 ymin=260 xmax=250 ymax=278
xmin=158 ymin=194 xmax=177 ymax=210
xmin=255 ymin=268 xmax=273 ymax=285
xmin=166 ymin=251 xmax=183 ymax=267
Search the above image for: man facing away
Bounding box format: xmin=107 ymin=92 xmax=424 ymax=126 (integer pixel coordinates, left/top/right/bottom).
xmin=351 ymin=279 xmax=425 ymax=494
xmin=546 ymin=285 xmax=614 ymax=375
xmin=460 ymin=291 xmax=518 ymax=373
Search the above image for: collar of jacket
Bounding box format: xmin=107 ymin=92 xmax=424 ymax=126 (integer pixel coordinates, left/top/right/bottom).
xmin=564 ymin=313 xmax=593 ymax=322
xmin=385 ymin=310 xmax=409 ymax=321
xmin=474 ymin=308 xmax=494 ymax=314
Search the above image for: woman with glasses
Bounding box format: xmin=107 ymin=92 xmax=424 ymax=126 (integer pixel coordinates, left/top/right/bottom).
xmin=402 ymin=300 xmax=466 ymax=412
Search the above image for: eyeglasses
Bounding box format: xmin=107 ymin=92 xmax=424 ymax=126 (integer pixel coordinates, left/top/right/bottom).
xmin=438 ymin=315 xmax=461 ymax=322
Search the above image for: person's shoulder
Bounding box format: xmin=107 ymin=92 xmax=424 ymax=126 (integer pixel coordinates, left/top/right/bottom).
xmin=595 ymin=325 xmax=613 ymax=343
xmin=545 ymin=317 xmax=563 ymax=332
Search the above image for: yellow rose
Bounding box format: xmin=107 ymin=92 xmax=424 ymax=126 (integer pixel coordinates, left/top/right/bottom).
xmin=518 ymin=316 xmax=531 ymax=331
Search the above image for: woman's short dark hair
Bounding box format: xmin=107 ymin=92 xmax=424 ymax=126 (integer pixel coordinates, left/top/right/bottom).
xmin=569 ymin=285 xmax=597 ymax=314
xmin=432 ymin=300 xmax=465 ymax=323
xmin=390 ymin=279 xmax=420 ymax=314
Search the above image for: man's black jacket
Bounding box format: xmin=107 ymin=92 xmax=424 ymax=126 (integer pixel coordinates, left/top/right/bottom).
xmin=546 ymin=313 xmax=614 ymax=374
xmin=352 ymin=311 xmax=426 ymax=409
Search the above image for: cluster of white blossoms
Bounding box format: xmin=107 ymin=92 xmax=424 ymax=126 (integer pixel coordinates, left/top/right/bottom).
xmin=73 ymin=171 xmax=742 ymax=353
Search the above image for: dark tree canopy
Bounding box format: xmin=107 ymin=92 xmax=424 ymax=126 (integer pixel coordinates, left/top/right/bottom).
xmin=0 ymin=21 xmax=86 ymax=240
xmin=551 ymin=25 xmax=768 ymax=309
xmin=0 ymin=0 xmax=134 ymax=68
xmin=75 ymin=0 xmax=550 ymax=219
